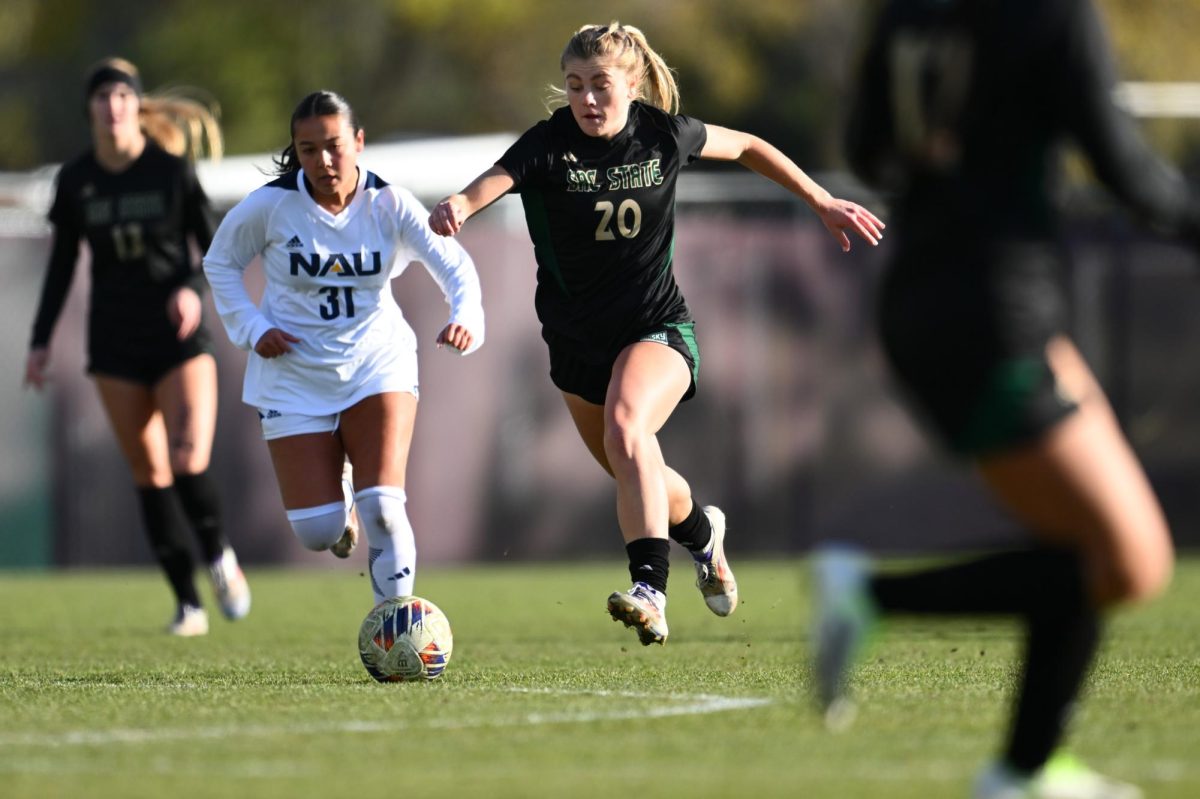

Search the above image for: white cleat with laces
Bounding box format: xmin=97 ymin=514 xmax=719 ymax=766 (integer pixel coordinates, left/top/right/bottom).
xmin=973 ymin=754 xmax=1143 ymax=799
xmin=209 ymin=547 xmax=251 ymax=620
xmin=331 ymin=458 xmax=359 ymax=559
xmin=166 ymin=603 xmax=209 ymax=637
xmin=607 ymin=582 xmax=669 ymax=646
xmin=693 ymin=505 xmax=738 ymax=616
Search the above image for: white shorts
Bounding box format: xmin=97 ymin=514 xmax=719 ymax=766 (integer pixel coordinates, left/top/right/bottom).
xmin=257 ymin=386 xmax=419 ymax=441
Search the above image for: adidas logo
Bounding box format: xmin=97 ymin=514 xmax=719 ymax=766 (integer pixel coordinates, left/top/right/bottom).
xmin=264 ymin=409 xmax=282 ymax=419
xmin=285 ymin=235 xmax=304 ymax=249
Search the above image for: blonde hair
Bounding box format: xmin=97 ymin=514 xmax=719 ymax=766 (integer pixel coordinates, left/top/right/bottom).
xmin=553 ymin=21 xmax=680 ymax=114
xmin=86 ymin=57 xmax=224 ymax=161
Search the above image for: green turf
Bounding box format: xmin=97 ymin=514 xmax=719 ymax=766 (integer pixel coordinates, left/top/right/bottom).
xmin=1 ymin=556 xmax=1197 ymax=799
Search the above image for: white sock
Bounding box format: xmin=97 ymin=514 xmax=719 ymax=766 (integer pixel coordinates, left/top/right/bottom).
xmin=354 ymin=486 xmax=416 ymax=605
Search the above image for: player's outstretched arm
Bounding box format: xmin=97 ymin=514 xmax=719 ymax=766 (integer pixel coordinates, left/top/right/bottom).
xmin=701 ymin=124 xmax=885 ymax=252
xmin=429 ymin=165 xmax=516 ymax=237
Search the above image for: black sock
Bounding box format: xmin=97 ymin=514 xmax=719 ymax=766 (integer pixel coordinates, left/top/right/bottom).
xmin=137 ymin=486 xmax=200 ymax=607
xmin=869 ymin=548 xmax=1100 ymax=774
xmin=626 ymin=537 xmax=670 ymax=594
xmin=870 ymin=548 xmax=1077 ymax=616
xmin=1005 ymin=556 xmax=1101 ymax=773
xmin=172 ymin=471 xmax=227 ymax=563
xmin=668 ymin=500 xmax=712 ymax=553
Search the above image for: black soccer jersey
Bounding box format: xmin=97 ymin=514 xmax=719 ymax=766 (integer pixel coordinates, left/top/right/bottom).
xmin=497 ymin=101 xmax=708 ymax=357
xmin=31 ymin=142 xmax=216 ymax=348
xmin=845 ymin=0 xmax=1200 ymax=243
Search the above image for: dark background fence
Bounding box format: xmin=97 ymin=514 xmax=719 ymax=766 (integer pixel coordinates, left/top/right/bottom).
xmin=3 ymin=182 xmax=1196 ymax=569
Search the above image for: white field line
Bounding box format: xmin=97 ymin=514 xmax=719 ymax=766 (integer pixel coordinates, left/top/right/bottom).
xmin=0 ymin=687 xmax=772 ymax=749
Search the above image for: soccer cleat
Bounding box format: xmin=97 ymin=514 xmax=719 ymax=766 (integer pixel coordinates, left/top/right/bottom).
xmin=693 ymin=505 xmax=738 ymax=616
xmin=973 ymin=762 xmax=1033 ymax=799
xmin=167 ymin=603 xmax=209 ymax=637
xmin=973 ymin=755 xmax=1143 ymax=799
xmin=209 ymin=547 xmax=251 ymax=620
xmin=607 ymin=582 xmax=669 ymax=646
xmin=330 ymin=513 xmax=359 ymax=559
xmin=332 ymin=459 xmax=359 ymax=559
xmin=1034 ymin=754 xmax=1143 ymax=799
xmin=811 ymin=544 xmax=876 ymax=731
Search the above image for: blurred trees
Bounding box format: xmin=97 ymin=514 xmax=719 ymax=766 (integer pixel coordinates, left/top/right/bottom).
xmin=0 ymin=0 xmax=1198 ymax=171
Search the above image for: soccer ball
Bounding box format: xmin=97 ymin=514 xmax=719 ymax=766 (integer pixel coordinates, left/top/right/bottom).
xmin=358 ymin=596 xmax=453 ymax=682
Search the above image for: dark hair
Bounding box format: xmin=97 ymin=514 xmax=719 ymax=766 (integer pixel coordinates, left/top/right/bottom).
xmin=271 ymin=90 xmax=360 ymax=175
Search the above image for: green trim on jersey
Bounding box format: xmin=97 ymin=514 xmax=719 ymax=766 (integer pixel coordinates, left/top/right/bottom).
xmin=522 ymin=188 xmax=570 ymax=296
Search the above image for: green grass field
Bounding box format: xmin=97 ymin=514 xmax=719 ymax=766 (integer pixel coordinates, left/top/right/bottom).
xmin=1 ymin=556 xmax=1197 ymax=799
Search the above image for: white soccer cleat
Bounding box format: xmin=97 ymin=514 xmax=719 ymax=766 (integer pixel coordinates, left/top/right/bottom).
xmin=167 ymin=603 xmax=209 ymax=637
xmin=209 ymin=547 xmax=251 ymax=620
xmin=812 ymin=544 xmax=876 ymax=731
xmin=330 ymin=514 xmax=359 ymax=559
xmin=973 ymin=762 xmax=1033 ymax=799
xmin=607 ymin=582 xmax=669 ymax=646
xmin=332 ymin=459 xmax=359 ymax=559
xmin=973 ymin=755 xmax=1143 ymax=799
xmin=693 ymin=505 xmax=738 ymax=616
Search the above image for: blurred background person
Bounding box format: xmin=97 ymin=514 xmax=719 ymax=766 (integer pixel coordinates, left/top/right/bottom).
xmin=23 ymin=57 xmax=250 ymax=637
xmin=815 ymin=1 xmax=1200 ymax=797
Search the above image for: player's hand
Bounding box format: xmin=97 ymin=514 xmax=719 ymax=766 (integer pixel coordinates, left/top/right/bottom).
xmin=24 ymin=347 xmax=50 ymax=391
xmin=436 ymin=323 xmax=474 ymax=354
xmin=254 ymin=328 xmax=301 ymax=358
xmin=817 ymin=198 xmax=886 ymax=252
xmin=167 ymin=286 xmax=204 ymax=341
xmin=429 ymin=195 xmax=469 ymax=237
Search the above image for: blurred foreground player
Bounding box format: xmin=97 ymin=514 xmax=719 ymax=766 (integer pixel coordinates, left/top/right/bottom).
xmin=815 ymin=2 xmax=1200 ymax=797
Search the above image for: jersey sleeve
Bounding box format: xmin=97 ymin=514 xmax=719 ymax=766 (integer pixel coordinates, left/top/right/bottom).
xmin=202 ymin=190 xmax=276 ymax=351
xmin=667 ymin=113 xmax=708 ymax=165
xmin=1055 ymin=0 xmax=1200 ymax=241
xmin=181 ymin=160 xmax=218 ymax=295
xmin=391 ymin=187 xmax=486 ymax=354
xmin=494 ymin=122 xmax=551 ymax=189
xmin=31 ymin=167 xmax=82 ymax=348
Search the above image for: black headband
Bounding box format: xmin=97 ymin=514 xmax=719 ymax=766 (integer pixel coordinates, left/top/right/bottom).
xmin=85 ymin=66 xmax=142 ymax=99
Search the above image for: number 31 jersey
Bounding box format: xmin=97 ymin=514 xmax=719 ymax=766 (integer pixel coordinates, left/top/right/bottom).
xmin=203 ymin=168 xmax=484 ymax=415
xmin=497 ymin=101 xmax=707 ymax=358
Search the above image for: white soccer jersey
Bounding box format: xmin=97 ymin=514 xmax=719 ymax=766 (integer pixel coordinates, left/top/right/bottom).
xmin=203 ymin=168 xmax=484 ymax=415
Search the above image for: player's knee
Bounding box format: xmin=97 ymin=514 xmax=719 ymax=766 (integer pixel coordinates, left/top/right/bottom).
xmin=1111 ymin=547 xmax=1173 ymax=604
xmin=168 ymin=446 xmax=209 ymax=476
xmin=1096 ymin=529 xmax=1174 ymax=606
xmin=601 ymin=412 xmax=646 ymax=466
xmin=354 ymin=487 xmax=408 ymax=538
xmin=286 ymin=502 xmax=348 ymax=551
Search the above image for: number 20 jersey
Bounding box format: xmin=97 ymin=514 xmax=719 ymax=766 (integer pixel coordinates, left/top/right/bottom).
xmin=203 ymin=168 xmax=484 ymax=415
xmin=497 ymin=102 xmax=707 ymax=359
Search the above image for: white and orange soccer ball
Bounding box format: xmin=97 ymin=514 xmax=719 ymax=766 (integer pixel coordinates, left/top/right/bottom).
xmin=358 ymin=596 xmax=453 ymax=682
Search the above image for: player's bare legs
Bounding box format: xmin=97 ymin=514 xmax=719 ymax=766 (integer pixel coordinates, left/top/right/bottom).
xmin=95 ymin=375 xmax=208 ymax=631
xmin=154 ymin=353 xmax=218 ymax=475
xmin=976 ymin=336 xmax=1173 ymax=607
xmin=563 ymin=391 xmax=694 ymax=525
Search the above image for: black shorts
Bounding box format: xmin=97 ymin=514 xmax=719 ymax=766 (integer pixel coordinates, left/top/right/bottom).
xmin=878 ymin=239 xmax=1077 ymax=456
xmin=88 ymin=323 xmax=214 ymax=386
xmin=544 ymin=321 xmax=700 ymax=406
